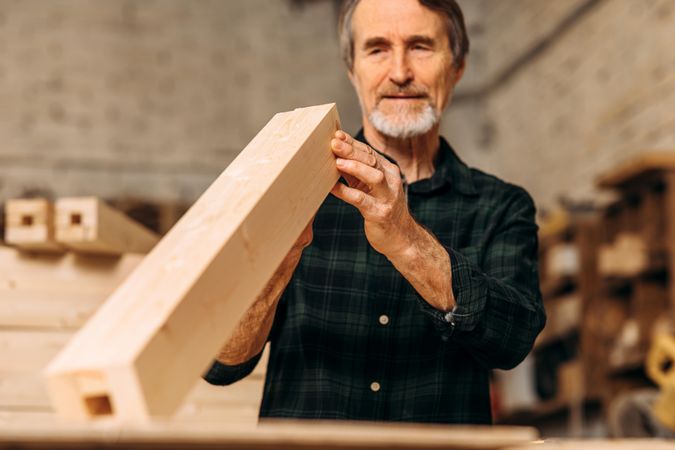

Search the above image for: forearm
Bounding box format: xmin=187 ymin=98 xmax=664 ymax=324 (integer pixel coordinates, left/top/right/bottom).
xmin=216 ymin=247 xmax=303 ymax=365
xmin=387 ymin=219 xmax=456 ymax=312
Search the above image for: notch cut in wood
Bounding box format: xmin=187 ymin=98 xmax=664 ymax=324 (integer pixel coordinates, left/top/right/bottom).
xmin=4 ymin=198 xmax=64 ymax=252
xmin=44 ymin=103 xmax=341 ymax=422
xmin=55 ymin=197 xmax=160 ymax=255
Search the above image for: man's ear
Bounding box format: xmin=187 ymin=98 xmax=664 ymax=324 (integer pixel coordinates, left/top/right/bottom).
xmin=453 ymin=59 xmax=467 ymax=85
xmin=347 ymin=68 xmax=356 ymax=87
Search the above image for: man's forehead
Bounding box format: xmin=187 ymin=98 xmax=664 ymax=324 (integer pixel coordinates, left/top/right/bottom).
xmin=351 ymin=0 xmax=448 ymax=44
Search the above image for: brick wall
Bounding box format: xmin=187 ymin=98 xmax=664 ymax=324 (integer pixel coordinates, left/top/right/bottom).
xmin=1 ymin=0 xmax=673 ymax=214
xmin=0 ymin=0 xmax=361 ymax=203
xmin=445 ymin=0 xmax=675 ymax=212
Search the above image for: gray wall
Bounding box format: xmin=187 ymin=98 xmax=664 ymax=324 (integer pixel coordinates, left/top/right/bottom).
xmin=1 ymin=0 xmax=674 ymax=214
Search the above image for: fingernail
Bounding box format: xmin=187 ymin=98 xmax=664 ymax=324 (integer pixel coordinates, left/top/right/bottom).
xmin=336 ymin=158 xmax=345 ymax=167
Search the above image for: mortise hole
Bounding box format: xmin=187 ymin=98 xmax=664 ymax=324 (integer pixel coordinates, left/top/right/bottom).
xmin=70 ymin=213 xmax=82 ymax=225
xmin=20 ymin=215 xmax=34 ymax=226
xmin=84 ymin=395 xmax=113 ymax=416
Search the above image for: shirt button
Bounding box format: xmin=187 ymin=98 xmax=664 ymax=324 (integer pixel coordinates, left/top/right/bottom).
xmin=378 ymin=314 xmax=390 ymax=325
xmin=370 ymin=381 xmax=381 ymax=392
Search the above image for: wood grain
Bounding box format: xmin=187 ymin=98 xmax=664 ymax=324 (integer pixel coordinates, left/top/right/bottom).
xmin=45 ymin=104 xmax=341 ymax=422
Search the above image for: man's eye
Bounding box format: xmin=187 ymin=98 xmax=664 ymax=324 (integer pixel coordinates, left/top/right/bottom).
xmin=368 ymin=48 xmax=383 ymax=55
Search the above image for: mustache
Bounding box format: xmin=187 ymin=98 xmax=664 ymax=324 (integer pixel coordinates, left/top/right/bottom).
xmin=377 ymin=85 xmax=430 ymax=99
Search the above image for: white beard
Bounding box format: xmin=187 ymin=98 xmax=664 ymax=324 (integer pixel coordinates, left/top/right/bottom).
xmin=368 ymin=101 xmax=440 ymax=139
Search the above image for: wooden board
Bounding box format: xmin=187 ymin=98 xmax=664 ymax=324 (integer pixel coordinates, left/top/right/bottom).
xmin=0 ymin=420 xmax=538 ymax=450
xmin=0 ymin=246 xmax=144 ymax=328
xmin=0 ymin=333 xmax=268 ymax=412
xmin=55 ymin=197 xmax=160 ymax=255
xmin=0 ymin=330 xmax=73 ymax=410
xmin=4 ymin=199 xmax=63 ymax=252
xmin=505 ymin=440 xmax=675 ymax=450
xmin=45 ymin=104 xmax=341 ymax=422
xmin=1 ymin=371 xmax=266 ymax=412
xmin=596 ymin=151 xmax=675 ymax=189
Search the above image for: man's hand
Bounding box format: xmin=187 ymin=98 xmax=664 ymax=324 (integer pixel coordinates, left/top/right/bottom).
xmin=330 ymin=130 xmax=416 ymax=259
xmin=329 ymin=131 xmax=456 ymax=311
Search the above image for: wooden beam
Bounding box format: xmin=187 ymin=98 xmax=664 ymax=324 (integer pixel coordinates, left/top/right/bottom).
xmin=55 ymin=198 xmax=160 ymax=255
xmin=596 ymin=151 xmax=675 ymax=189
xmin=4 ymin=199 xmax=64 ymax=252
xmin=45 ymin=104 xmax=341 ymax=422
xmin=0 ymin=246 xmax=144 ymax=329
xmin=0 ymin=336 xmax=268 ymax=414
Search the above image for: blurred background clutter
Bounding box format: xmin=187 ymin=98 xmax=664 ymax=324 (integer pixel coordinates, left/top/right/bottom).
xmin=1 ymin=0 xmax=675 ymax=441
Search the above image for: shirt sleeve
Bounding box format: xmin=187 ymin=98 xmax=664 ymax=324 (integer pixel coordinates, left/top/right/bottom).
xmin=202 ymin=349 xmax=265 ymax=386
xmin=202 ymin=287 xmax=288 ymax=386
xmin=415 ymin=186 xmax=546 ymax=370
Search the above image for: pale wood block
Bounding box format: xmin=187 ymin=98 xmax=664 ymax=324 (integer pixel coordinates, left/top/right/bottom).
xmin=0 ymin=246 xmax=144 ymax=328
xmin=0 ymin=373 xmax=268 ymax=412
xmin=598 ymin=233 xmax=648 ymax=277
xmin=4 ymin=199 xmax=63 ymax=252
xmin=45 ymin=104 xmax=341 ymax=422
xmin=0 ymin=372 xmax=52 ymax=409
xmin=55 ymin=197 xmax=160 ymax=255
xmin=0 ymin=338 xmax=266 ymax=411
xmin=0 ymin=291 xmax=109 ymax=329
xmin=0 ymin=410 xmax=58 ymax=427
xmin=0 ymin=330 xmax=73 ymax=373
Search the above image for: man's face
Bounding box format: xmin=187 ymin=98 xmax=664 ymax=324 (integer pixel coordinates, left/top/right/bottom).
xmin=349 ymin=0 xmax=465 ymax=139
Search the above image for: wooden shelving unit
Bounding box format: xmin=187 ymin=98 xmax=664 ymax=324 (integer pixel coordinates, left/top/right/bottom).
xmin=496 ymin=209 xmax=601 ymax=436
xmin=588 ymin=153 xmax=675 ymax=416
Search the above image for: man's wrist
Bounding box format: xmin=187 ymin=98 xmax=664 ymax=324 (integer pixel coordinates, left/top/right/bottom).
xmin=386 ymin=218 xmax=456 ymax=312
xmin=384 ymin=213 xmax=420 ymax=262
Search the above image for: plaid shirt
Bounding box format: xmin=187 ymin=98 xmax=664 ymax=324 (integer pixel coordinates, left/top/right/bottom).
xmin=204 ymin=131 xmax=546 ymax=424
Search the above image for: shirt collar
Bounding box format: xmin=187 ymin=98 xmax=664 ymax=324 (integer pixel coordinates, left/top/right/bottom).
xmin=354 ymin=129 xmax=478 ymax=196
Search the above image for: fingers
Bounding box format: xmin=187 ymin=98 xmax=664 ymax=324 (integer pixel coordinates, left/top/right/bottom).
xmin=330 ymin=181 xmax=375 ymax=211
xmin=331 ymin=131 xmax=379 ymax=168
xmin=336 ymin=158 xmax=386 ymax=194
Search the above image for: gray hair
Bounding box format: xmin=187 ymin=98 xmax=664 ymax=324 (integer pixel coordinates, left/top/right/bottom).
xmin=338 ymin=0 xmax=470 ymax=70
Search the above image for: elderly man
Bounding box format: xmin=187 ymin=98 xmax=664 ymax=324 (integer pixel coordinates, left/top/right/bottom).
xmin=204 ymin=0 xmax=546 ymax=424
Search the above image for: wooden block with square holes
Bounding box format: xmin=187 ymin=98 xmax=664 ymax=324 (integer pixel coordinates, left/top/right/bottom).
xmin=4 ymin=199 xmax=64 ymax=252
xmin=44 ymin=103 xmax=341 ymax=422
xmin=55 ymin=197 xmax=160 ymax=255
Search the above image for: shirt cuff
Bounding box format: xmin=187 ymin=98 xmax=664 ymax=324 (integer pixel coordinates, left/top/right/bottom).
xmin=415 ymin=247 xmax=488 ymax=340
xmin=202 ymin=349 xmax=264 ymax=386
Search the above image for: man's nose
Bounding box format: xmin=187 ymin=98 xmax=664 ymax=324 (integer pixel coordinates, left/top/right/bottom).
xmin=389 ymin=50 xmax=413 ymax=87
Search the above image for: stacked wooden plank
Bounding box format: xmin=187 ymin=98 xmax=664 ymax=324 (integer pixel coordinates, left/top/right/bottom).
xmin=0 ymin=196 xmax=267 ymax=427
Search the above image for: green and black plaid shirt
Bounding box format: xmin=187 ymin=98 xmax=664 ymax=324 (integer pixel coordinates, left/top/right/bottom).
xmin=204 ymin=130 xmax=546 ymax=424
